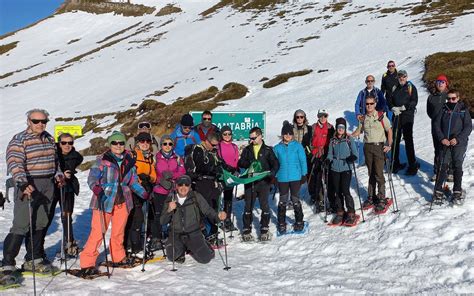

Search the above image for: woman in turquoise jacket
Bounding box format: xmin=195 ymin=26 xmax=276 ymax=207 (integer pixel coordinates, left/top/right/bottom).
xmin=326 ymin=118 xmax=358 ymax=226
xmin=273 ymin=122 xmax=307 ymax=234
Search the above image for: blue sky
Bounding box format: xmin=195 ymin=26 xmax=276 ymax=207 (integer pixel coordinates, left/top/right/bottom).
xmin=0 ymin=0 xmax=64 ymax=35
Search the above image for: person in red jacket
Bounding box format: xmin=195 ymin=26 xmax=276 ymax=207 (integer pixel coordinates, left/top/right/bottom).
xmin=150 ymin=135 xmax=185 ymax=251
xmin=308 ymin=109 xmax=335 ymax=212
xmin=194 ymin=110 xmax=220 ymax=141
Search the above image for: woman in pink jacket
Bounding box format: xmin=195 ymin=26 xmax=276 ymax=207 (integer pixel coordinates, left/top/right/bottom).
xmin=217 ymin=126 xmax=240 ymax=232
xmin=149 ymin=135 xmax=185 ymax=251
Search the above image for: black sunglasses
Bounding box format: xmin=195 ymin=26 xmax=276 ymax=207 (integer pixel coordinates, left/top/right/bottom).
xmin=202 ymin=117 xmax=212 ymax=121
xmin=366 ymin=102 xmax=376 ymax=106
xmin=138 ymin=122 xmax=151 ymax=129
xmin=139 ymin=140 xmax=152 ymax=144
xmin=177 ymin=183 xmax=191 ymax=187
xmin=30 ymin=119 xmax=49 ymax=124
xmin=110 ymin=141 xmax=125 ymax=146
xmin=249 ymin=136 xmax=258 ymax=141
xmin=296 ymin=116 xmax=305 ymax=119
xmin=162 ymin=142 xmax=174 ymax=146
xmin=60 ymin=141 xmax=74 ymax=145
xmin=222 ymin=132 xmax=232 ymax=136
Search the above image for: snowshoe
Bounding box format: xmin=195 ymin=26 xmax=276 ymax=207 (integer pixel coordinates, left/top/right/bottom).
xmin=0 ymin=268 xmax=22 ymax=290
xmin=451 ymin=191 xmax=464 ymax=205
xmin=258 ymin=231 xmax=273 ymax=242
xmin=293 ymin=222 xmax=305 ymax=232
xmin=241 ymin=231 xmax=254 ymax=242
xmin=175 ymin=255 xmax=186 ymax=264
xmin=67 ymin=268 xmax=109 ymax=280
xmin=148 ymin=238 xmax=164 ymax=252
xmin=432 ymin=190 xmax=445 ymax=205
xmin=373 ymin=198 xmax=393 ymax=215
xmin=21 ymin=259 xmax=60 ymax=276
xmin=222 ymin=220 xmax=238 ymax=232
xmin=342 ymin=214 xmax=360 ymax=227
xmin=100 ymin=257 xmax=141 ymax=269
xmin=362 ymin=197 xmax=374 ymax=210
xmin=328 ymin=214 xmax=344 ymax=226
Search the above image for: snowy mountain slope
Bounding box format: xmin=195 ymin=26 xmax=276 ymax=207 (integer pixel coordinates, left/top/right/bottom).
xmin=0 ymin=0 xmax=473 ymax=294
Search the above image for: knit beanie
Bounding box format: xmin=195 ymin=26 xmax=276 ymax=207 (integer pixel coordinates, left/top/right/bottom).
xmin=180 ymin=114 xmax=194 ymax=126
xmin=107 ymin=131 xmax=126 ymax=145
xmin=135 ymin=132 xmax=151 ymax=142
xmin=335 ymin=117 xmax=347 ymax=130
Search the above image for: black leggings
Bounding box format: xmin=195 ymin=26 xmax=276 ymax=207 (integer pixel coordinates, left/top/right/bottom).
xmin=278 ymin=181 xmax=301 ymax=205
xmin=330 ymin=170 xmax=355 ymax=213
xmin=151 ymin=193 xmax=167 ymax=239
xmin=124 ymin=194 xmax=144 ymax=253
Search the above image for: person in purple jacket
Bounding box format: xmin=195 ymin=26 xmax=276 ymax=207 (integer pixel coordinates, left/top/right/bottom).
xmin=150 ymin=135 xmax=185 ymax=251
xmin=216 ymin=126 xmax=240 ymax=232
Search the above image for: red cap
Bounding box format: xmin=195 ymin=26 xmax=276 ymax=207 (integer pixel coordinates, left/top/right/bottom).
xmin=436 ymin=74 xmax=449 ymax=87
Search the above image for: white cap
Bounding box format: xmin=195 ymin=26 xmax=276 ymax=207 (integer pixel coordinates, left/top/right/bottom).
xmin=317 ymin=109 xmax=328 ymax=117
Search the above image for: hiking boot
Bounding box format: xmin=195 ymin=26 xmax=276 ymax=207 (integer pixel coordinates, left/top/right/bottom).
xmin=433 ymin=190 xmax=444 ymax=205
xmin=405 ymin=162 xmax=420 ymax=176
xmin=344 ymin=213 xmax=358 ymax=226
xmin=293 ymin=222 xmax=305 ymax=232
xmin=259 ymin=231 xmax=272 ymax=242
xmin=79 ymin=267 xmax=99 ymax=277
xmin=330 ymin=214 xmax=344 ymax=226
xmin=175 ymin=255 xmax=185 ymax=264
xmin=451 ymin=191 xmax=464 ymax=205
xmin=148 ymin=238 xmax=164 ymax=252
xmin=277 ymin=223 xmax=287 ymax=234
xmin=446 ymin=174 xmax=454 ymax=182
xmin=22 ymin=259 xmax=53 ymax=273
xmin=374 ymin=197 xmax=389 ymax=212
xmin=362 ymin=197 xmax=374 ymax=209
xmin=65 ymin=241 xmax=80 ymax=257
xmin=391 ymin=163 xmax=406 ymax=174
xmin=223 ymin=219 xmax=237 ymax=232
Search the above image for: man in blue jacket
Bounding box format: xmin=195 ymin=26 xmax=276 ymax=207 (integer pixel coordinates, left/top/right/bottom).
xmin=355 ymin=75 xmax=388 ymax=122
xmin=433 ymin=90 xmax=472 ymax=205
xmin=171 ymin=114 xmax=201 ymax=157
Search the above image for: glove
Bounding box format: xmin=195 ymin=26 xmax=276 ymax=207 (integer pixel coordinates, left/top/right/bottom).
xmin=159 ymin=177 xmax=173 ymax=190
xmin=141 ymin=180 xmax=154 ymax=193
xmin=346 ymin=155 xmax=357 ymax=163
xmin=391 ymin=106 xmax=405 ymax=116
xmin=323 ymin=158 xmax=331 ymax=168
xmin=142 ymin=191 xmax=150 ymax=201
xmin=300 ymin=175 xmax=307 ymax=184
xmin=92 ymin=185 xmax=103 ymax=197
xmin=138 ymin=173 xmax=151 ymax=182
xmin=162 ymin=171 xmax=173 ymax=180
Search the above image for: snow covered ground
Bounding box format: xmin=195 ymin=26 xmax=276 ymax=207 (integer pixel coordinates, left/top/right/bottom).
xmin=0 ymin=0 xmax=473 ymax=294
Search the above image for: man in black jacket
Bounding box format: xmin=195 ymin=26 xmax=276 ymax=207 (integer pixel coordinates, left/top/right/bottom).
xmin=427 ymin=74 xmax=449 ymax=180
xmin=184 ymin=132 xmax=225 ymax=244
xmin=433 ymin=90 xmax=472 ymax=205
xmin=161 ymin=175 xmax=226 ymax=264
xmin=381 ymin=60 xmax=398 ymax=102
xmin=238 ymin=127 xmax=279 ymax=242
xmin=388 ymin=69 xmax=419 ymax=175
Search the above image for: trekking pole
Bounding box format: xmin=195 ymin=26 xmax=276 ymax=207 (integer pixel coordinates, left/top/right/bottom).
xmin=385 ymin=154 xmax=399 ymax=213
xmin=171 ymin=193 xmax=177 ymax=272
xmin=390 ymin=115 xmax=400 ymax=174
xmin=141 ymin=200 xmax=149 ymax=272
xmin=430 ymin=146 xmax=448 ymax=212
xmin=351 ymin=162 xmax=365 ymax=222
xmin=229 ymin=185 xmax=238 ymax=239
xmin=98 ymin=198 xmax=111 ymax=278
xmin=221 ymin=221 xmax=231 ymax=270
xmin=321 ymin=165 xmax=328 ymax=223
xmin=27 ymin=194 xmax=37 ymax=296
xmin=59 ymin=186 xmax=68 ymax=273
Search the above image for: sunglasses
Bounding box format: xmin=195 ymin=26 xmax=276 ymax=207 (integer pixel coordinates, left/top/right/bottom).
xmin=177 ymin=183 xmax=191 ymax=187
xmin=138 ymin=122 xmax=151 ymax=129
xmin=182 ymin=126 xmax=192 ymax=130
xmin=30 ymin=119 xmax=49 ymax=124
xmin=436 ymin=80 xmax=446 ymax=84
xmin=110 ymin=141 xmax=125 ymax=146
xmin=249 ymin=136 xmax=258 ymax=141
xmin=202 ymin=117 xmax=212 ymax=121
xmin=366 ymin=80 xmax=375 ymax=83
xmin=448 ymin=96 xmax=457 ymax=101
xmin=222 ymin=132 xmax=232 ymax=136
xmin=366 ymin=102 xmax=376 ymax=106
xmin=60 ymin=141 xmax=74 ymax=145
xmin=139 ymin=140 xmax=152 ymax=144
xmin=162 ymin=142 xmax=174 ymax=146
xmin=318 ymin=114 xmax=328 ymax=118
xmin=211 ymin=143 xmax=218 ymax=147
xmin=296 ymin=116 xmax=305 ymax=119
xmin=388 ymin=65 xmax=395 ymax=68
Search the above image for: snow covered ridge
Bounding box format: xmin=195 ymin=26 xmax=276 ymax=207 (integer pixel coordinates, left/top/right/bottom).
xmin=0 ymin=0 xmax=474 ymax=294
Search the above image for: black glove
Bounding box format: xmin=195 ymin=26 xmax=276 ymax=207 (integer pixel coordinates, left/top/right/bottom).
xmin=346 ymin=155 xmax=357 ymax=163
xmin=138 ymin=174 xmax=151 ymax=182
xmin=300 ymin=175 xmax=307 ymax=184
xmin=159 ymin=175 xmax=173 ymax=190
xmin=323 ymin=158 xmax=331 ymax=168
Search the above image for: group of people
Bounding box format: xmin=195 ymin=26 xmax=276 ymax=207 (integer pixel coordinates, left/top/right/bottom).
xmin=0 ymin=60 xmax=471 ymax=280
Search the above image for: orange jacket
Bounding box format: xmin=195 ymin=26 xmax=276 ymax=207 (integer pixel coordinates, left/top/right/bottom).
xmin=133 ymin=148 xmax=157 ymax=183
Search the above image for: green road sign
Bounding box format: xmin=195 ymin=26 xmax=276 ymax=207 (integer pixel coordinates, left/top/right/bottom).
xmin=190 ymin=111 xmax=265 ymax=141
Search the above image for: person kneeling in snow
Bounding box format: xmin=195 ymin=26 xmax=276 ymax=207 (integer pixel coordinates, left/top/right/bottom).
xmin=160 ymin=175 xmax=226 ymax=264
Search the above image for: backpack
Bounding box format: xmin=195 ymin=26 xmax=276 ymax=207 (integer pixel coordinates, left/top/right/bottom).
xmin=184 ymin=144 xmax=201 ymax=180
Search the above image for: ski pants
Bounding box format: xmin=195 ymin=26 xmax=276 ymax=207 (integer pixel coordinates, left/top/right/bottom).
xmin=166 ymin=230 xmax=215 ymax=264
xmin=151 ymin=192 xmax=167 ymax=240
xmin=330 ymin=170 xmax=355 ymax=213
xmin=80 ymin=203 xmax=128 ymax=268
xmin=243 ymin=180 xmax=271 ymax=233
xmin=364 ymin=143 xmax=386 ymax=199
xmin=435 ymin=145 xmax=466 ymax=192
xmin=278 ymin=181 xmax=301 ymax=205
xmin=392 ymin=115 xmax=417 ymax=168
